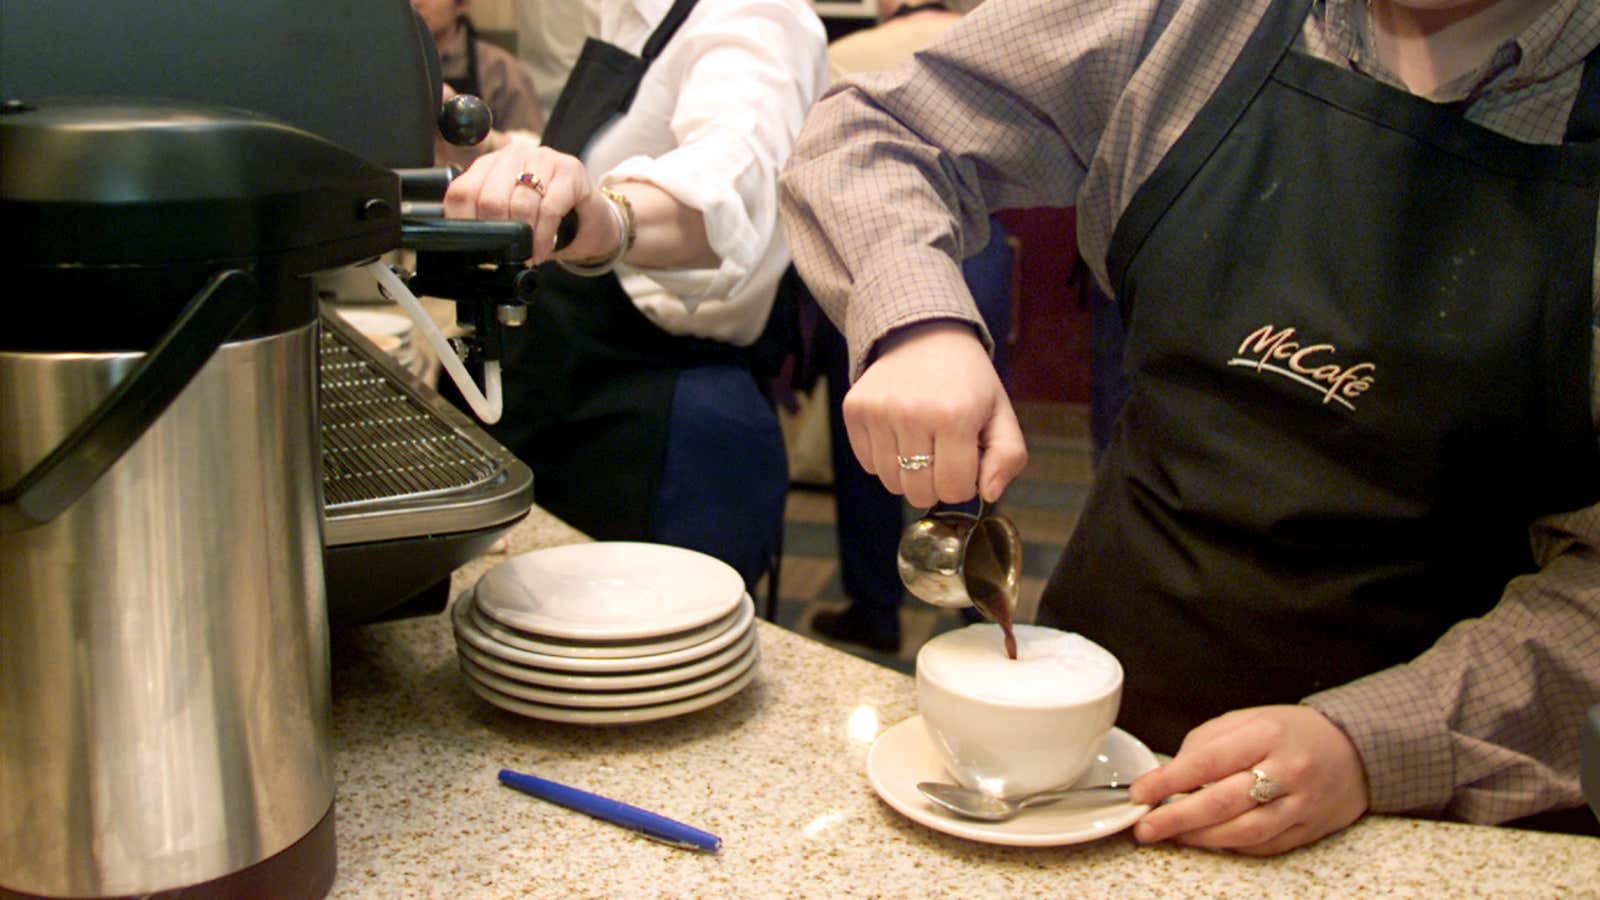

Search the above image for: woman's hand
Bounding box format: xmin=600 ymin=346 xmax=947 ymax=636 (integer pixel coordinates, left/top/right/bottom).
xmin=841 ymin=322 xmax=1028 ymax=508
xmin=1128 ymin=705 xmax=1370 ymax=856
xmin=443 ymin=140 xmax=620 ymax=265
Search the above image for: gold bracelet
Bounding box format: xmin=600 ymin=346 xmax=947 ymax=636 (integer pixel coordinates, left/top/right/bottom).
xmin=602 ymin=185 xmax=636 ymax=253
xmin=559 ymin=185 xmax=635 ymax=277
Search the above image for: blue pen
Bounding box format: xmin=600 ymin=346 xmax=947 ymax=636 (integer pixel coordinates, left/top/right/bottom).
xmin=498 ymin=768 xmax=723 ymax=853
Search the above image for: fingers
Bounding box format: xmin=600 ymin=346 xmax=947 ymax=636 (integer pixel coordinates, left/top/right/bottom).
xmin=475 ymin=150 xmax=532 ymax=224
xmin=443 ymin=145 xmax=514 ymax=220
xmin=977 ymin=394 xmax=1027 ymax=502
xmin=1130 ymin=712 xmax=1273 ymax=804
xmin=441 ymin=144 xmax=590 ymax=263
xmin=1132 ymin=768 xmax=1276 ymax=846
xmin=505 ymin=171 xmax=544 ymax=237
xmin=845 ymin=392 xmax=971 ymax=510
xmin=931 ymin=427 xmax=979 ymax=505
xmin=1128 ymin=705 xmax=1370 ymax=856
xmin=860 ymin=416 xmax=910 ymax=495
xmin=1233 ymin=822 xmax=1319 ymax=857
xmin=842 ymin=406 xmax=878 ymax=478
xmin=1167 ymin=805 xmax=1302 ymax=853
xmin=840 ymin=322 xmax=1024 ymax=509
xmin=1141 ymin=768 xmax=1337 ymax=854
xmin=528 ymin=155 xmax=589 ymax=262
xmin=442 ymin=151 xmax=489 ymax=219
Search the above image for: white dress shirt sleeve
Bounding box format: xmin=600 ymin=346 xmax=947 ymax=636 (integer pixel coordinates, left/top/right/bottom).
xmin=591 ymin=0 xmax=830 ymax=346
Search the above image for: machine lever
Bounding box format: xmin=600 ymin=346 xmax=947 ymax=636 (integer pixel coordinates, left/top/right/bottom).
xmin=438 ymin=94 xmax=492 ymax=147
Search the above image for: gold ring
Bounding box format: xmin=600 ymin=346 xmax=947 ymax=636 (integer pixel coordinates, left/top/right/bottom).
xmin=897 ymin=453 xmax=933 ymax=471
xmin=515 ymin=171 xmax=545 ymax=196
xmin=1248 ymin=768 xmax=1282 ymax=804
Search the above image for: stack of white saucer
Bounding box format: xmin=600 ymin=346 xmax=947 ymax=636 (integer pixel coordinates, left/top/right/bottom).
xmin=451 ymin=542 xmax=759 ymax=724
xmin=334 ymin=308 xmax=420 ymax=374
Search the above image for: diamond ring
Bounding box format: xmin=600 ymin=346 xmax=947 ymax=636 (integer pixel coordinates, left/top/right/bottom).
xmin=1248 ymin=768 xmax=1282 ymax=804
xmin=896 ymin=453 xmax=933 ymax=471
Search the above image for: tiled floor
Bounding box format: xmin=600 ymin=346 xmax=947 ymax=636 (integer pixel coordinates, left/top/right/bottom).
xmin=762 ymin=402 xmax=1095 ymax=674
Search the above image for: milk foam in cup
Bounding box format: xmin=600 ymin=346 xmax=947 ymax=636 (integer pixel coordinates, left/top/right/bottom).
xmin=916 ymin=623 xmax=1122 ymax=798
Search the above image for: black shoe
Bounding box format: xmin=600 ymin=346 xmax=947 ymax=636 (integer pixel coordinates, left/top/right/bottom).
xmin=810 ymin=607 xmax=901 ymax=654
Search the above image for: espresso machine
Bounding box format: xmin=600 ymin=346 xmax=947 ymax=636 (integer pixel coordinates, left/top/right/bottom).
xmin=1 ymin=1 xmax=541 ymax=895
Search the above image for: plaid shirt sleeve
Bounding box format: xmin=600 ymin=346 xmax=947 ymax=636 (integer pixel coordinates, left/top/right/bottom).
xmin=1307 ymin=504 xmax=1600 ymax=822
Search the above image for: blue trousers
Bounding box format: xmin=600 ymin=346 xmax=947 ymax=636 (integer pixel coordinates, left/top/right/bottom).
xmin=653 ymin=364 xmax=788 ymax=591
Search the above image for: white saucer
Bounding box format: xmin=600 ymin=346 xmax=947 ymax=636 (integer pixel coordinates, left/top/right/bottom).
xmin=457 ymin=624 xmax=758 ymax=692
xmin=335 ymin=308 xmax=413 ymax=342
xmin=451 ymin=592 xmax=754 ymax=674
xmin=459 ymin=641 xmax=758 ymax=709
xmin=473 ymin=542 xmax=746 ymax=641
xmin=467 ymin=589 xmax=747 ymax=659
xmin=460 ymin=653 xmax=760 ymax=725
xmin=866 ymin=716 xmax=1157 ymax=847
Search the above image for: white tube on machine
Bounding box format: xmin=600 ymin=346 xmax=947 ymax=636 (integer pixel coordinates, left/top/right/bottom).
xmin=365 ymin=261 xmax=503 ymax=424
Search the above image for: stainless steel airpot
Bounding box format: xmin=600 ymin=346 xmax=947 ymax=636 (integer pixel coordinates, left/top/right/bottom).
xmin=0 ymin=98 xmax=398 ymax=899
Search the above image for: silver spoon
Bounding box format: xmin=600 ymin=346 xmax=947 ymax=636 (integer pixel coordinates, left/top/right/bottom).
xmin=916 ymin=780 xmax=1132 ymax=822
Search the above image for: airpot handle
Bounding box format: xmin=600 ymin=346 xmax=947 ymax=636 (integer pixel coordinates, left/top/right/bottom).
xmin=0 ymin=268 xmax=259 ymax=532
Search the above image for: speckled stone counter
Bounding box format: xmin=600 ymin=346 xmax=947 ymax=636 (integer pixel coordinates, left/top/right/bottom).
xmin=327 ymin=507 xmax=1599 ymax=898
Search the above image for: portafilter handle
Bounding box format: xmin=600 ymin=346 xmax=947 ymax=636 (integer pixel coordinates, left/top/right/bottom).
xmin=393 ymin=166 xmax=579 ymax=339
xmin=397 ymin=166 xmax=579 ymax=249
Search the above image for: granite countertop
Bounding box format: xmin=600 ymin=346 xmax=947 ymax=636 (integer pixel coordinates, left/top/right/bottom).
xmin=327 ymin=507 xmax=1599 ymax=898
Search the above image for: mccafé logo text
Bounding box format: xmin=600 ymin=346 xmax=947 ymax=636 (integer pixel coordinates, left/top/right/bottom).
xmin=1227 ymin=325 xmax=1376 ymax=410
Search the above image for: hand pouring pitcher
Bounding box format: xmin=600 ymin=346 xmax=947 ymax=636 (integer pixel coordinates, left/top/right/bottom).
xmin=0 ymin=101 xmax=399 ymax=899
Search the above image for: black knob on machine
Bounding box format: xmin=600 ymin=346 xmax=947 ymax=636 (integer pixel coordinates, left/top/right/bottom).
xmin=438 ymin=93 xmax=492 ymax=147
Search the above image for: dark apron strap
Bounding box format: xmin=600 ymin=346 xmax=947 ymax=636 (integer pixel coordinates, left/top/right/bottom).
xmin=540 ymin=0 xmax=700 ymax=155
xmin=640 ymin=0 xmax=700 ymax=60
xmin=1104 ymin=0 xmax=1309 ymax=308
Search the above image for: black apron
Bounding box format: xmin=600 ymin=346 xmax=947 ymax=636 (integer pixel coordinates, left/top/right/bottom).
xmin=480 ymin=0 xmax=771 ymax=542
xmin=1042 ymin=0 xmax=1600 ymax=754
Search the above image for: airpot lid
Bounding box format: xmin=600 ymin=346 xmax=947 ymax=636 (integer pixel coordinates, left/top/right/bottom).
xmin=0 ymin=97 xmax=399 ymax=269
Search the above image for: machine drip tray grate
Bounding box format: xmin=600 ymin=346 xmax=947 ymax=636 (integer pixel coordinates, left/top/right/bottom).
xmin=319 ymin=331 xmax=500 ymax=507
xmin=315 ymin=310 xmax=532 ymax=625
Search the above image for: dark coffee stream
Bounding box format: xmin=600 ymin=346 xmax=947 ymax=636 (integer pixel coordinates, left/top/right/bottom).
xmin=967 ymin=575 xmax=1018 ymax=659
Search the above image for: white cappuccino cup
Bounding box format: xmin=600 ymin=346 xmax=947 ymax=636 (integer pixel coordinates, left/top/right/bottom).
xmin=916 ymin=624 xmax=1122 ymax=798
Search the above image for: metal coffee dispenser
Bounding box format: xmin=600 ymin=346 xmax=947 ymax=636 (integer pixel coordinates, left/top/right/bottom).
xmin=0 ymin=0 xmax=539 ymax=634
xmin=0 ymin=2 xmax=547 ymax=895
xmin=0 ymin=99 xmax=403 ymax=897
